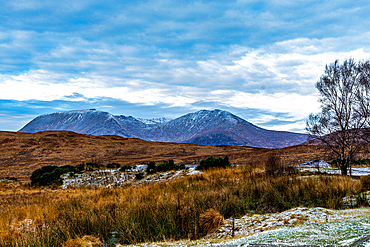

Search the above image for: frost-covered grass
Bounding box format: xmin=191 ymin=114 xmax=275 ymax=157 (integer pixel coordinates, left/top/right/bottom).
xmin=231 ymin=210 xmax=370 ymax=246
xmin=61 ymin=165 xmax=201 ymax=189
xmin=128 ymin=207 xmax=370 ymax=247
xmin=298 ymin=167 xmax=370 ymax=176
xmin=214 ymin=207 xmax=368 ymax=239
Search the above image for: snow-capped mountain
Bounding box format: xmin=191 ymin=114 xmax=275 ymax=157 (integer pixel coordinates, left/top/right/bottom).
xmin=137 ymin=117 xmax=172 ymax=125
xmin=19 ymin=109 xmax=307 ymax=148
xmin=19 ymin=109 xmax=139 ymax=138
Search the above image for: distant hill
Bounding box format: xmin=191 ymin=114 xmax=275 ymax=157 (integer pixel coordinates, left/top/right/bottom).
xmin=19 ymin=109 xmax=307 ymax=148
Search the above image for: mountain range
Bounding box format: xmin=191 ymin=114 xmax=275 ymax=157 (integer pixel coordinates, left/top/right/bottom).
xmin=18 ymin=109 xmax=307 ymax=148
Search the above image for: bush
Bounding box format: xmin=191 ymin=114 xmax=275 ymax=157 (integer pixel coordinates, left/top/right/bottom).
xmin=119 ymin=165 xmax=131 ymax=172
xmin=196 ymin=156 xmax=230 ymax=170
xmin=360 ymin=175 xmax=370 ymax=192
xmin=30 ymin=165 xmax=77 ymax=186
xmin=107 ymin=162 xmax=121 ymax=169
xmin=146 ymin=161 xmax=157 ymax=174
xmin=265 ymin=153 xmax=296 ymax=176
xmin=146 ymin=160 xmax=185 ymax=174
xmin=265 ymin=153 xmax=282 ymax=176
xmin=135 ymin=172 xmax=144 ymax=180
xmin=331 ymin=158 xmax=370 ymax=167
xmin=156 ymin=159 xmax=185 ymax=172
xmin=76 ymin=163 xmax=86 ymax=172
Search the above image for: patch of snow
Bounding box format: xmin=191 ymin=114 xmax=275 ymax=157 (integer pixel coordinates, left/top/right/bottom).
xmin=61 ymin=166 xmax=201 ymax=189
xmin=137 ymin=117 xmax=172 ymax=125
xmin=132 ymin=165 xmax=147 ymax=171
xmin=296 ymin=160 xmax=330 ymax=168
xmin=125 ymin=207 xmax=370 ymax=247
xmin=297 ymin=167 xmax=370 ymax=176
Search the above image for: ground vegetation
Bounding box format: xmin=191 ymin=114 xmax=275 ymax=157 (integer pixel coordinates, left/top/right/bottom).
xmin=0 ymin=165 xmax=364 ymax=246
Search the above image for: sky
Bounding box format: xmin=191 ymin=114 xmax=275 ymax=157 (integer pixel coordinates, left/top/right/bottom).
xmin=1 ymin=0 xmax=370 ymax=133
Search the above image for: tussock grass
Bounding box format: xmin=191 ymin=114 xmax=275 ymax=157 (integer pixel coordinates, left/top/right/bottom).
xmin=0 ymin=166 xmax=360 ymax=246
xmin=63 ymin=235 xmax=104 ymax=247
xmin=200 ymin=209 xmax=225 ymax=235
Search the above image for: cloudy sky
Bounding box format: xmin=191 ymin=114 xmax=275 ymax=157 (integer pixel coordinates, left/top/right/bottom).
xmin=1 ymin=0 xmax=370 ymax=132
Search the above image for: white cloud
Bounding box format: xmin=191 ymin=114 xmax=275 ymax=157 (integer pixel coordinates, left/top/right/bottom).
xmin=2 ymin=34 xmax=370 ymax=132
xmin=0 ymin=70 xmax=197 ymax=107
xmin=227 ymin=91 xmax=320 ymax=117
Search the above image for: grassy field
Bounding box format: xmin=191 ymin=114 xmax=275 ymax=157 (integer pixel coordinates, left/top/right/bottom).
xmin=0 ymin=165 xmax=365 ymax=246
xmin=1 ymin=130 xmax=370 ymax=246
xmin=0 ymin=130 xmax=338 ymax=181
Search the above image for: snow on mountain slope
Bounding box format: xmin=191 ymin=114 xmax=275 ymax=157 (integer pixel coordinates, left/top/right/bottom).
xmin=145 ymin=109 xmax=307 ymax=148
xmin=18 ymin=109 xmax=307 ymax=148
xmin=137 ymin=117 xmax=172 ymax=125
xmin=19 ymin=109 xmax=139 ymax=138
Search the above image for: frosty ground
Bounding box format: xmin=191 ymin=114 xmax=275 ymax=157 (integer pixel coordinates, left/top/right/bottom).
xmin=56 ymin=162 xmax=370 ymax=246
xmin=125 ymin=207 xmax=370 ymax=247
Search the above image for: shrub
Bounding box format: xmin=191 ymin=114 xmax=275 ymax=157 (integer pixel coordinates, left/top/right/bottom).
xmin=156 ymin=159 xmax=176 ymax=172
xmin=358 ymin=193 xmax=369 ymax=206
xmin=332 ymin=158 xmax=370 ymax=167
xmin=76 ymin=163 xmax=86 ymax=172
xmin=146 ymin=160 xmax=185 ymax=174
xmin=30 ymin=165 xmax=77 ymax=186
xmin=30 ymin=165 xmax=58 ymax=186
xmin=119 ymin=165 xmax=131 ymax=172
xmin=156 ymin=159 xmax=185 ymax=172
xmin=146 ymin=161 xmax=157 ymax=174
xmin=265 ymin=153 xmax=296 ymax=176
xmin=135 ymin=172 xmax=144 ymax=180
xmin=196 ymin=156 xmax=230 ymax=170
xmin=265 ymin=153 xmax=281 ymax=176
xmin=360 ymin=175 xmax=370 ymax=192
xmin=107 ymin=162 xmax=121 ymax=169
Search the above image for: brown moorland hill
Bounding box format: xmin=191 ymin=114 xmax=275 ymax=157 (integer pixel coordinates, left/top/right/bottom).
xmin=1 ymin=130 xmax=365 ymax=181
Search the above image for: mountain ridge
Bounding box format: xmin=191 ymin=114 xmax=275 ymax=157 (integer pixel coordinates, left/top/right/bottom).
xmin=19 ymin=109 xmax=307 ymax=148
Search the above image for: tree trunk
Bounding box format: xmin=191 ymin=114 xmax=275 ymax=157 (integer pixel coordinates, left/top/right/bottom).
xmin=341 ymin=165 xmax=348 ymax=176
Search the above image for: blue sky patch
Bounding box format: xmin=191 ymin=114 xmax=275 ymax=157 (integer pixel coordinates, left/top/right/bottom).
xmin=1 ymin=0 xmax=370 ymax=132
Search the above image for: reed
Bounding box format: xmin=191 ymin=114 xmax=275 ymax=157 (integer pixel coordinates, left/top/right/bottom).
xmin=0 ymin=166 xmax=360 ymax=246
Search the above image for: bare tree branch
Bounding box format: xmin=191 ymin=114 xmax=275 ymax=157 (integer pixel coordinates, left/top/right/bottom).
xmin=306 ymin=59 xmax=370 ymax=175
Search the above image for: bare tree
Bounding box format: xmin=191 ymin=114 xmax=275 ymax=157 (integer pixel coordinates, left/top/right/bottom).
xmin=355 ymin=61 xmax=370 ymax=142
xmin=306 ymin=59 xmax=370 ymax=175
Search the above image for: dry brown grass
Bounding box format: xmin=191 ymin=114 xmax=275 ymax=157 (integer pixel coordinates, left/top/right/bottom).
xmin=2 ymin=130 xmax=365 ymax=182
xmin=0 ymin=131 xmax=264 ymax=181
xmin=0 ymin=165 xmax=362 ymax=246
xmin=0 ymin=130 xmax=368 ymax=246
xmin=200 ymin=209 xmax=225 ymax=235
xmin=63 ymin=235 xmax=104 ymax=247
